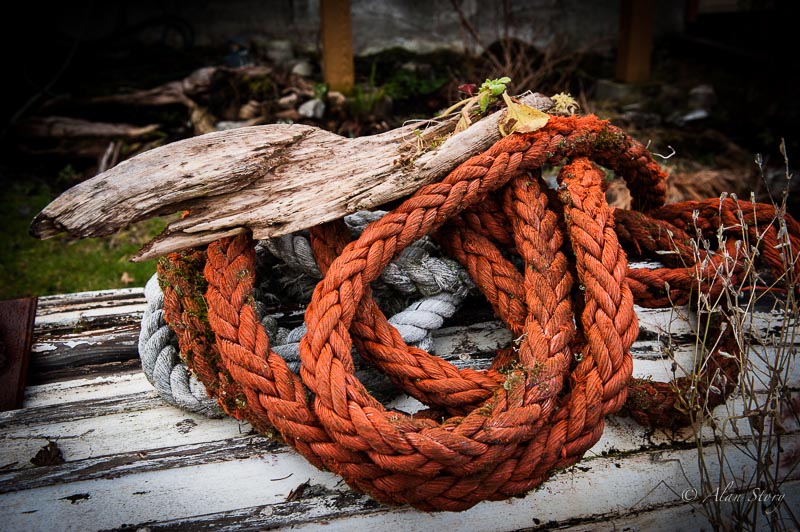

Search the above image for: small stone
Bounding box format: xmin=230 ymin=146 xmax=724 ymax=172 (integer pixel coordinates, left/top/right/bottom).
xmin=682 ymin=108 xmax=710 ymax=122
xmin=688 ymin=84 xmax=715 ymax=110
xmin=239 ymin=100 xmax=263 ymax=120
xmin=327 ymin=91 xmax=346 ymax=111
xmin=666 ymin=108 xmax=709 ymax=126
xmin=298 ymin=98 xmax=325 ymax=119
xmin=264 ymin=39 xmax=294 ymax=65
xmin=277 ymin=93 xmax=299 ymax=109
xmin=291 ymin=60 xmax=314 ymax=77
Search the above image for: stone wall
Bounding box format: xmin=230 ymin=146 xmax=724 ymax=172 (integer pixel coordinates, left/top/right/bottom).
xmin=44 ymin=0 xmax=686 ymax=56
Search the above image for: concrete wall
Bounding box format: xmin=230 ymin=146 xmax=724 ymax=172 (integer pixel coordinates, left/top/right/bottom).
xmin=42 ymin=0 xmax=686 ymax=56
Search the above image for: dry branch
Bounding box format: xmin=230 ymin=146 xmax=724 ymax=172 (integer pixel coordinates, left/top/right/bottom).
xmin=85 ymin=66 xmax=272 ymax=108
xmin=14 ymin=116 xmax=160 ymax=139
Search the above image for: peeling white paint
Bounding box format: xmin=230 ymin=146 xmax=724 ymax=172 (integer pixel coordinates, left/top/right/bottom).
xmin=32 ymin=343 xmax=57 ymax=353
xmin=63 ymin=340 xmax=94 ymax=349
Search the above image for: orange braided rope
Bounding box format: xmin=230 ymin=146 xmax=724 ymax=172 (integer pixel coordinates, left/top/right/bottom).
xmin=157 ymin=250 xmax=266 ymax=429
xmin=157 ymin=115 xmax=799 ymax=510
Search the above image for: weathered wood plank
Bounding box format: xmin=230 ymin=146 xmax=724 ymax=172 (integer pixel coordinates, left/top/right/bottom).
xmin=29 ymin=286 xmax=797 ymax=386
xmin=551 ymin=494 xmax=799 ymax=532
xmin=25 ymin=286 xmax=799 ymax=432
xmin=257 ymin=477 xmax=800 ymax=532
xmin=30 ymin=289 xmax=146 ymax=383
xmin=2 ymin=285 xmax=797 ymax=531
xmin=2 ymin=391 xmax=166 ymax=428
xmin=0 ymin=435 xmax=282 ymax=494
xmin=31 ymin=324 xmax=142 ymax=381
xmin=140 ymin=492 xmax=800 ymax=532
xmin=3 ymin=375 xmax=796 ymax=493
xmin=0 ymin=395 xmax=250 ymax=471
xmin=29 ymin=315 xmax=799 ymax=395
xmin=1 ymin=433 xmax=796 ymax=532
xmin=34 ymin=288 xmax=145 ymax=326
xmin=23 ymin=371 xmax=155 ymax=408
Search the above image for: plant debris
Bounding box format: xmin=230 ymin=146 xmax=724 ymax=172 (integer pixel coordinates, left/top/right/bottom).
xmin=30 ymin=440 xmax=65 ymax=467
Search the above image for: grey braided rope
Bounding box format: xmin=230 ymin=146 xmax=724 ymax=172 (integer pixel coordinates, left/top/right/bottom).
xmin=139 ymin=211 xmax=474 ymax=415
xmin=262 ymin=211 xmax=462 ymax=300
xmin=139 ymin=275 xmax=223 ymax=417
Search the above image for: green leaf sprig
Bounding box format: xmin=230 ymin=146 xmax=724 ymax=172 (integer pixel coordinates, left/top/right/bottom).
xmin=437 ymin=77 xmax=512 ymax=132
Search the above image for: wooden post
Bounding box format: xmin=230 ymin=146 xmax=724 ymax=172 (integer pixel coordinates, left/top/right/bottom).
xmin=615 ymin=0 xmax=657 ymax=83
xmin=320 ymin=0 xmax=355 ymax=93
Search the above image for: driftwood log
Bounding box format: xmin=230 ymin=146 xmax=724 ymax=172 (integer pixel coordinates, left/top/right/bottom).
xmin=30 ymin=93 xmax=553 ymax=261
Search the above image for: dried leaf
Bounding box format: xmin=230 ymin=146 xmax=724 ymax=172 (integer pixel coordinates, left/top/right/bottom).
xmin=31 ymin=440 xmax=65 ymax=467
xmin=120 ymin=272 xmax=135 ymax=285
xmin=500 ymin=92 xmax=549 ymax=136
xmin=286 ymin=480 xmax=311 ymax=501
xmin=458 ymin=83 xmax=477 ymax=96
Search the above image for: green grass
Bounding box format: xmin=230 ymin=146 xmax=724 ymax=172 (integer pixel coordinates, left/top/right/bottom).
xmin=0 ymin=179 xmax=169 ymax=300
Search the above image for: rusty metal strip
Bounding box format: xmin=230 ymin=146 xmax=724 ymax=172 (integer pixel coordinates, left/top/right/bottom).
xmin=0 ymin=297 xmax=38 ymax=411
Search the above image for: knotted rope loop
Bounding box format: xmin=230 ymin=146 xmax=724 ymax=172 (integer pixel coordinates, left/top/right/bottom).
xmin=286 ymin=118 xmax=646 ymax=503
xmin=156 ymin=114 xmax=800 ymax=510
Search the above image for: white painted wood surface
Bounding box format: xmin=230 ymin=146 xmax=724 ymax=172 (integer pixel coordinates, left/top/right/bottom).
xmin=1 ymin=287 xmax=798 ymax=531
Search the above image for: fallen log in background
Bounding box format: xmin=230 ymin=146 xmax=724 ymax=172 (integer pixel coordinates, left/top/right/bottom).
xmin=30 ymin=93 xmax=553 ymax=261
xmin=13 ymin=117 xmax=161 ymax=140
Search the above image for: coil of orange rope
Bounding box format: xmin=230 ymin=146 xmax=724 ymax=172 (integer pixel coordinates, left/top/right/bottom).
xmin=158 ymin=115 xmax=799 ymax=511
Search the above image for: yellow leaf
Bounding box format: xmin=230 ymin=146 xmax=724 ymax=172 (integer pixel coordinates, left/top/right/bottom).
xmin=500 ymin=92 xmax=549 ymax=136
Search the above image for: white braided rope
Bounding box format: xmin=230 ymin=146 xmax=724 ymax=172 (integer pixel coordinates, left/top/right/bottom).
xmin=139 ymin=211 xmax=474 ymax=415
xmin=139 ymin=276 xmax=223 ymax=417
